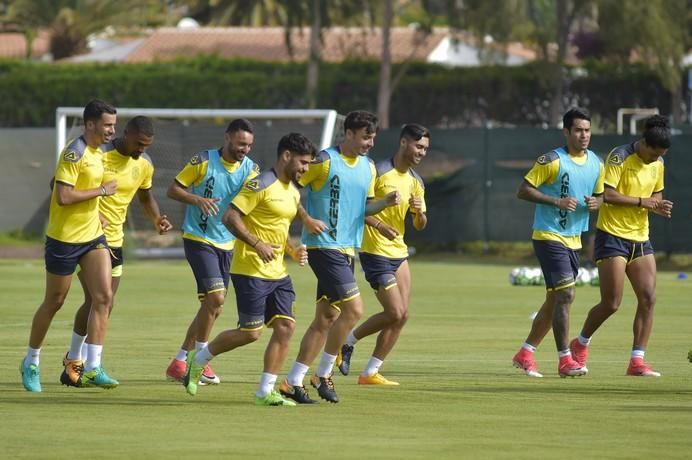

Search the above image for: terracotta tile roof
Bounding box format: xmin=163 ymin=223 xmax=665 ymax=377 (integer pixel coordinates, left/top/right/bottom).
xmin=126 ymin=26 xmax=448 ymax=63
xmin=0 ymin=30 xmax=50 ymax=59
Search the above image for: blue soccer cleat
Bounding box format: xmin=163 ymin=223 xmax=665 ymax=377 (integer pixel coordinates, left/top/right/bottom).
xmin=20 ymin=360 xmax=42 ymax=392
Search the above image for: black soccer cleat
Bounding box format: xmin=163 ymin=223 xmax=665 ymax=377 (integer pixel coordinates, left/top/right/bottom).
xmin=279 ymin=379 xmax=318 ymax=404
xmin=337 ymin=344 xmax=354 ymax=376
xmin=310 ymin=375 xmax=339 ymax=403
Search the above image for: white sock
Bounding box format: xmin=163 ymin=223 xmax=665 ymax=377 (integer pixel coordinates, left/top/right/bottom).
xmin=558 ymin=350 xmax=571 ymax=359
xmin=631 ymin=349 xmax=645 ymax=359
xmin=194 ymin=346 xmax=214 ymax=366
xmin=363 ymin=356 xmax=384 ymax=377
xmin=85 ymin=344 xmax=103 ymax=372
xmin=522 ymin=342 xmax=536 ymax=353
xmin=80 ymin=342 xmax=88 ymax=362
xmin=577 ymin=334 xmax=591 ymax=346
xmin=67 ymin=332 xmax=87 ymax=360
xmin=175 ymin=348 xmax=188 ymax=361
xmin=256 ymin=372 xmax=277 ymax=398
xmin=287 ymin=362 xmax=310 ymax=386
xmin=345 ymin=330 xmax=358 ymax=347
xmin=25 ymin=347 xmax=41 ymax=366
xmin=316 ymin=352 xmax=337 ymax=378
xmin=195 ymin=341 xmax=207 ymax=351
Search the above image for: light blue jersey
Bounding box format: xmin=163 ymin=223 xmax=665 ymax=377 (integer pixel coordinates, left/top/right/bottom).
xmin=182 ymin=149 xmax=256 ymax=245
xmin=534 ymin=148 xmax=601 ymax=236
xmin=302 ymin=147 xmax=373 ymax=249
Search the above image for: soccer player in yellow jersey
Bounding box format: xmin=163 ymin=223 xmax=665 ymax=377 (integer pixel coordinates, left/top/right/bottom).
xmin=281 ymin=111 xmax=400 ymax=404
xmin=571 ymin=115 xmax=673 ymax=377
xmin=335 ymin=123 xmax=429 ymax=386
xmin=165 ymin=119 xmax=259 ymax=386
xmin=182 ymin=133 xmax=316 ymax=406
xmin=511 ymin=108 xmax=604 ymax=378
xmin=60 ymin=116 xmax=172 ymax=387
xmin=21 ymin=100 xmax=118 ymax=392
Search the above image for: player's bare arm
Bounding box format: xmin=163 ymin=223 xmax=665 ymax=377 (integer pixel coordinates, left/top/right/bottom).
xmin=54 ymin=179 xmax=117 ymax=206
xmin=297 ymin=202 xmax=326 ymax=235
xmin=584 ymin=194 xmax=603 ymax=211
xmin=517 ymin=180 xmax=577 ymax=211
xmin=222 ymin=205 xmax=278 ymax=263
xmin=365 ymin=215 xmax=399 ymax=240
xmin=285 ymin=240 xmax=308 ymax=266
xmin=365 ymin=191 xmax=400 ymax=216
xmin=409 ymin=196 xmax=428 ymax=230
xmin=138 ymin=188 xmax=172 ymax=234
xmin=167 ymin=180 xmax=220 ymax=216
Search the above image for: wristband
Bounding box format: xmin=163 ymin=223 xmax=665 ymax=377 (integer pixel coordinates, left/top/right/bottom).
xmin=375 ymin=221 xmax=381 ymax=230
xmin=252 ymin=239 xmax=259 ymax=248
xmin=638 ymin=197 xmax=642 ymax=207
xmin=100 ymin=186 xmax=107 ymax=196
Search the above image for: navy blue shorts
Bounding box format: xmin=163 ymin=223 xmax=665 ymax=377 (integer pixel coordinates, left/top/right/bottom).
xmin=183 ymin=238 xmax=232 ymax=299
xmin=231 ymin=274 xmax=295 ymax=330
xmin=359 ymin=252 xmax=406 ymax=290
xmin=307 ymin=249 xmax=360 ymax=304
xmin=532 ymin=240 xmax=579 ymax=290
xmin=594 ymin=229 xmax=654 ymax=264
xmin=45 ymin=235 xmax=108 ymax=276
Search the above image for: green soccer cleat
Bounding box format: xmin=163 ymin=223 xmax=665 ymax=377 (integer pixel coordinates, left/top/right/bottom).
xmin=20 ymin=360 xmax=42 ymax=392
xmin=183 ymin=350 xmax=204 ymax=396
xmin=688 ymin=350 xmax=692 ymax=363
xmin=81 ymin=367 xmax=119 ymax=389
xmin=254 ymin=390 xmax=297 ymax=406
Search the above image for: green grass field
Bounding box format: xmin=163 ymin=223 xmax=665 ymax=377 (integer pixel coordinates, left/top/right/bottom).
xmin=1 ymin=258 xmax=690 ymax=459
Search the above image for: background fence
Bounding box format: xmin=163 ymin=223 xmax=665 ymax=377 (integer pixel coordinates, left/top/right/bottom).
xmin=1 ymin=126 xmax=689 ymax=254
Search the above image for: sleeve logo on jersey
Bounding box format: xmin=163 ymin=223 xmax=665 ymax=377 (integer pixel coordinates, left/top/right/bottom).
xmin=246 ymin=179 xmax=259 ymax=191
xmin=252 ymin=163 xmax=260 ymax=173
xmin=536 ymin=155 xmax=552 ymax=165
xmin=608 ymin=154 xmax=622 ymax=165
xmin=190 ymin=155 xmax=200 ymax=165
xmin=63 ymin=150 xmax=78 ymax=162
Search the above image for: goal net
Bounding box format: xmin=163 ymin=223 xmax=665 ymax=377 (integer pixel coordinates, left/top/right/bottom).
xmin=56 ymin=108 xmax=345 ymax=256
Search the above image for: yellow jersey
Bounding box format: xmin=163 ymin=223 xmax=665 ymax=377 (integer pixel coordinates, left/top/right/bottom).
xmin=46 ymin=137 xmax=105 ymax=243
xmin=100 ymin=142 xmax=155 ymax=247
xmin=230 ymin=169 xmax=301 ymax=280
xmin=525 ymin=151 xmax=605 ymax=249
xmin=360 ymin=159 xmax=426 ymax=258
xmin=175 ymin=153 xmax=259 ymax=250
xmin=597 ymin=143 xmax=664 ymax=242
xmin=298 ymin=151 xmax=377 ymax=256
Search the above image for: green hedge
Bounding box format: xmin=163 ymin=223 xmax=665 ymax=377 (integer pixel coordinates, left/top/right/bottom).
xmin=0 ymin=57 xmax=673 ymax=127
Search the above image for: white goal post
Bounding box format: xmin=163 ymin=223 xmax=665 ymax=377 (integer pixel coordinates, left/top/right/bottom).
xmin=616 ymin=108 xmax=659 ymax=135
xmin=56 ymin=107 xmax=340 ymax=159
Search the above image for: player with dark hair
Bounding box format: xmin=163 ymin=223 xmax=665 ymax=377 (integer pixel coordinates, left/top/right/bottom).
xmin=60 ymin=116 xmax=172 ymax=387
xmin=279 ymin=110 xmax=400 ymax=404
xmin=336 ymin=123 xmax=430 ymax=385
xmin=570 ymin=115 xmax=673 ymax=377
xmin=165 ymin=118 xmax=259 ymax=386
xmin=183 ymin=133 xmax=316 ymax=406
xmin=21 ymin=99 xmax=119 ymax=392
xmin=512 ymin=108 xmax=604 ymax=378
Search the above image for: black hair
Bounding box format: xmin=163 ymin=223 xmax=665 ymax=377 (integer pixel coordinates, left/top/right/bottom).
xmin=83 ymin=99 xmax=116 ymax=124
xmin=563 ymin=108 xmax=591 ymax=130
xmin=226 ymin=118 xmax=254 ymax=135
xmin=642 ymin=115 xmax=671 ymax=149
xmin=277 ymin=132 xmax=317 ymax=158
xmin=400 ymin=123 xmax=430 ymax=141
xmin=344 ymin=111 xmax=378 ymax=134
xmin=126 ymin=116 xmax=154 ymax=137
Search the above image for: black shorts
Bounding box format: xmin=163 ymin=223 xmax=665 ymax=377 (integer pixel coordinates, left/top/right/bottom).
xmin=532 ymin=240 xmax=579 ymax=290
xmin=183 ymin=238 xmax=232 ymax=299
xmin=45 ymin=235 xmax=108 ymax=276
xmin=594 ymin=229 xmax=654 ymax=264
xmin=109 ymin=246 xmax=124 ymax=277
xmin=307 ymin=249 xmax=360 ymax=305
xmin=231 ymin=274 xmax=295 ymax=330
xmin=359 ymin=252 xmax=406 ymax=290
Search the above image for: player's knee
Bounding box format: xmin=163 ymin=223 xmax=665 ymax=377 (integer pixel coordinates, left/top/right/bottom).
xmin=554 ymin=288 xmax=575 ymax=307
xmin=600 ymin=295 xmax=622 ymax=314
xmin=638 ymin=291 xmax=656 ymax=310
xmin=242 ymin=329 xmax=262 ymax=343
xmin=90 ymin=290 xmax=113 ymax=310
xmin=272 ymin=320 xmax=295 ymax=341
xmin=206 ymin=291 xmax=225 ymax=308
